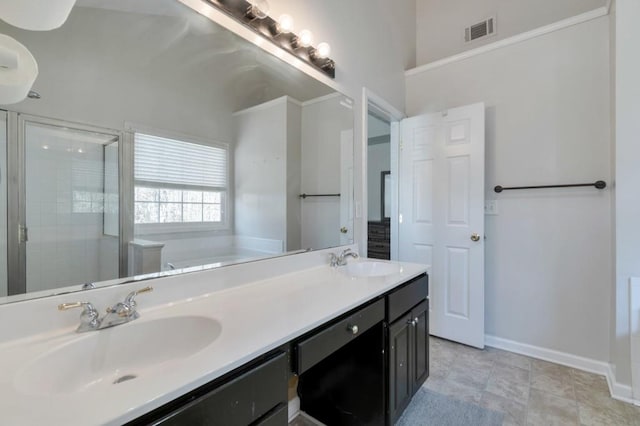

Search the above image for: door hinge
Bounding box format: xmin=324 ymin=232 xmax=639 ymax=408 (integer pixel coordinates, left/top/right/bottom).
xmin=19 ymin=225 xmax=28 ymax=243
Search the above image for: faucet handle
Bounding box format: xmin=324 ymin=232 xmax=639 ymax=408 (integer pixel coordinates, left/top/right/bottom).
xmin=58 ymin=302 xmax=100 ymax=332
xmin=58 ymin=301 xmax=97 ymax=312
xmin=124 ymin=285 xmax=153 ymax=301
xmin=123 ymin=286 xmax=153 ymax=310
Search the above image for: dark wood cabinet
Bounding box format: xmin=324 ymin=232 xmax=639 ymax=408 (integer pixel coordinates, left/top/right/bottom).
xmin=128 ymin=351 xmax=288 ymax=426
xmin=368 ymin=220 xmax=390 ymax=259
xmin=388 ymin=312 xmax=413 ymax=422
xmin=386 ymin=275 xmax=429 ymax=425
xmin=411 ymin=300 xmax=429 ymax=391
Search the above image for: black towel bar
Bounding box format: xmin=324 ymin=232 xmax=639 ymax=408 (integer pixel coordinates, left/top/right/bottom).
xmin=299 ymin=193 xmax=341 ymax=199
xmin=494 ymin=181 xmax=606 ymax=193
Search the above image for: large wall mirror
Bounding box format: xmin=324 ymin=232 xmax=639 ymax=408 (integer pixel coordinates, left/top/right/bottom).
xmin=0 ymin=0 xmax=354 ymax=302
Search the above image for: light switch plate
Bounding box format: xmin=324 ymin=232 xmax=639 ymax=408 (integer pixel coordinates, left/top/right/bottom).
xmin=485 ymin=200 xmax=498 ymax=215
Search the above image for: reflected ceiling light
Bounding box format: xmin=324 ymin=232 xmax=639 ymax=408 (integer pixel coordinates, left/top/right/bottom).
xmin=0 ymin=0 xmax=77 ymax=31
xmin=0 ymin=34 xmax=38 ymax=105
xmin=205 ymin=0 xmax=336 ymax=78
xmin=42 ymin=145 xmax=49 ymax=150
xmin=276 ymin=14 xmax=294 ymax=33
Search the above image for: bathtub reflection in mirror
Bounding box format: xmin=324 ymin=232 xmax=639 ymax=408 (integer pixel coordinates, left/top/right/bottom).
xmin=0 ymin=0 xmax=354 ymax=302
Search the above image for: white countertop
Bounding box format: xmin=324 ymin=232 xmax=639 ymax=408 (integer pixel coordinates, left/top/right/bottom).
xmin=0 ymin=250 xmax=428 ymax=425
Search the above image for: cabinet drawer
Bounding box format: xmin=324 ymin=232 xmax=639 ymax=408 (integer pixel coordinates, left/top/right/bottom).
xmin=386 ymin=274 xmax=428 ymax=323
xmin=254 ymin=403 xmax=288 ymax=426
xmin=153 ymin=352 xmax=287 ymax=426
xmin=368 ymin=227 xmax=387 ymax=238
xmin=295 ymin=299 xmax=384 ymax=374
xmin=368 ymin=242 xmax=390 ymax=250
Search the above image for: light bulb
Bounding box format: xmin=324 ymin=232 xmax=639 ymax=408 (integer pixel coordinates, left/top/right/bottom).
xmin=298 ymin=29 xmax=313 ymax=48
xmin=247 ymin=0 xmax=269 ymax=19
xmin=277 ymin=14 xmax=294 ymax=33
xmin=316 ymin=42 xmax=331 ymax=58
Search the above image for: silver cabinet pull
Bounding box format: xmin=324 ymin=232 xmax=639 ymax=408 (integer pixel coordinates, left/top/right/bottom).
xmin=347 ymin=324 xmax=359 ymax=335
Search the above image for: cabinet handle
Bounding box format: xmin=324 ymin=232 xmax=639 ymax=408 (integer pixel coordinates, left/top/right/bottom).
xmin=407 ymin=319 xmax=417 ymax=326
xmin=414 ymin=317 xmax=419 ymax=324
xmin=347 ymin=324 xmax=359 ymax=335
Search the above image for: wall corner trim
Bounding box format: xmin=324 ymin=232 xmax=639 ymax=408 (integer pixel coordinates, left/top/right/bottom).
xmin=485 ymin=334 xmax=638 ymax=405
xmin=406 ymin=7 xmax=610 ymax=76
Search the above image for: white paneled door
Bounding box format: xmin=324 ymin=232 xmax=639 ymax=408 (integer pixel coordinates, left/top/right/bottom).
xmin=399 ymin=103 xmax=485 ymax=348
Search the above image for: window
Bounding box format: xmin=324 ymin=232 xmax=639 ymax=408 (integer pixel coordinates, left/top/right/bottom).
xmin=134 ymin=132 xmax=228 ymax=228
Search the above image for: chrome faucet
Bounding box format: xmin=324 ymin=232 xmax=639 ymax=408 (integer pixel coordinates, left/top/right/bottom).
xmin=102 ymin=286 xmax=153 ymax=328
xmin=58 ymin=286 xmax=153 ymax=333
xmin=58 ymin=302 xmax=101 ymax=333
xmin=329 ymin=248 xmax=359 ymax=267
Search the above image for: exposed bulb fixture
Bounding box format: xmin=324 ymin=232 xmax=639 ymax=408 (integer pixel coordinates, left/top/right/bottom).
xmin=247 ymin=0 xmax=269 ymax=19
xmin=297 ymin=29 xmax=313 ymax=48
xmin=207 ymin=1 xmax=336 ymax=78
xmin=0 ymin=0 xmax=77 ymax=31
xmin=276 ymin=14 xmax=294 ymax=33
xmin=315 ymin=42 xmax=331 ymax=59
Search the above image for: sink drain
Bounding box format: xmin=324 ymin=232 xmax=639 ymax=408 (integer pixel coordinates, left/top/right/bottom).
xmin=113 ymin=374 xmax=137 ymax=384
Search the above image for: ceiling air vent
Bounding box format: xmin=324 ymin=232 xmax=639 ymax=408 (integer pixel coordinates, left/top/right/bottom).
xmin=465 ymin=17 xmax=496 ymax=42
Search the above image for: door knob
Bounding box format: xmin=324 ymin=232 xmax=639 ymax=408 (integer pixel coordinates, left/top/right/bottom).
xmin=340 ymin=227 xmax=348 ymax=234
xmin=470 ymin=233 xmax=481 ymax=242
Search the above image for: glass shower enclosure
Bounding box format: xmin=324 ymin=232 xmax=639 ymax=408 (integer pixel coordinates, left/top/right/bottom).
xmin=1 ymin=112 xmax=121 ymax=296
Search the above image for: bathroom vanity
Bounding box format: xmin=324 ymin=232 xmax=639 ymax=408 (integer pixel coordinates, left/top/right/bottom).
xmin=0 ymin=248 xmax=428 ymax=426
xmin=129 ymin=271 xmax=428 ymax=426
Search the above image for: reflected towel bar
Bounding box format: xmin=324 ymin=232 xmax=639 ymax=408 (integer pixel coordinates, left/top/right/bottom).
xmin=299 ymin=193 xmax=341 ymax=199
xmin=494 ymin=180 xmax=607 ymax=193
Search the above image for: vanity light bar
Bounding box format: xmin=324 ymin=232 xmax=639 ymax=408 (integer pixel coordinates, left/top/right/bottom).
xmin=205 ymin=0 xmax=336 ymax=78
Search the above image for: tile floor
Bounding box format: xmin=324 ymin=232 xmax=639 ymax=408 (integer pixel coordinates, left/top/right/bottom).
xmin=427 ymin=337 xmax=640 ymax=426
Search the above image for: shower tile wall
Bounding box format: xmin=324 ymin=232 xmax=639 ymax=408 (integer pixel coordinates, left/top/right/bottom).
xmin=25 ymin=125 xmax=118 ymax=292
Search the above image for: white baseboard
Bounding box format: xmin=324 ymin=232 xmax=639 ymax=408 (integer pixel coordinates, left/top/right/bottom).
xmin=485 ymin=334 xmax=638 ymax=404
xmin=288 ymin=396 xmax=301 ymax=422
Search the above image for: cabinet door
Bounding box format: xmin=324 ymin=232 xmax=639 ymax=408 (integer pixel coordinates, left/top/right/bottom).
xmin=411 ymin=300 xmax=429 ymax=391
xmin=388 ymin=312 xmax=413 ymax=424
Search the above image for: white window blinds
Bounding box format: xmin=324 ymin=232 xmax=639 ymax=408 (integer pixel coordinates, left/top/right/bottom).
xmin=134 ymin=133 xmax=227 ymax=189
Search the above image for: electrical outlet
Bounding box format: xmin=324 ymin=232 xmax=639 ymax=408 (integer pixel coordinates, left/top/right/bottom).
xmin=484 ymin=200 xmax=498 ymax=215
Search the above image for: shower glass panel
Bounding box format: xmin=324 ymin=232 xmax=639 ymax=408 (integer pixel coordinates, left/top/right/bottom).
xmin=0 ymin=112 xmax=7 ymax=297
xmin=24 ymin=121 xmax=119 ymax=293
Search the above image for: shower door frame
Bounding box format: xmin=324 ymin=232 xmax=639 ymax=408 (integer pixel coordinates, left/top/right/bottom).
xmin=6 ymin=112 xmax=130 ymax=295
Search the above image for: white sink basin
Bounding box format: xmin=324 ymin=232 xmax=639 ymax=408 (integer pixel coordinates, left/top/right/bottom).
xmin=15 ymin=315 xmax=222 ymax=395
xmin=343 ymin=261 xmax=401 ymax=278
